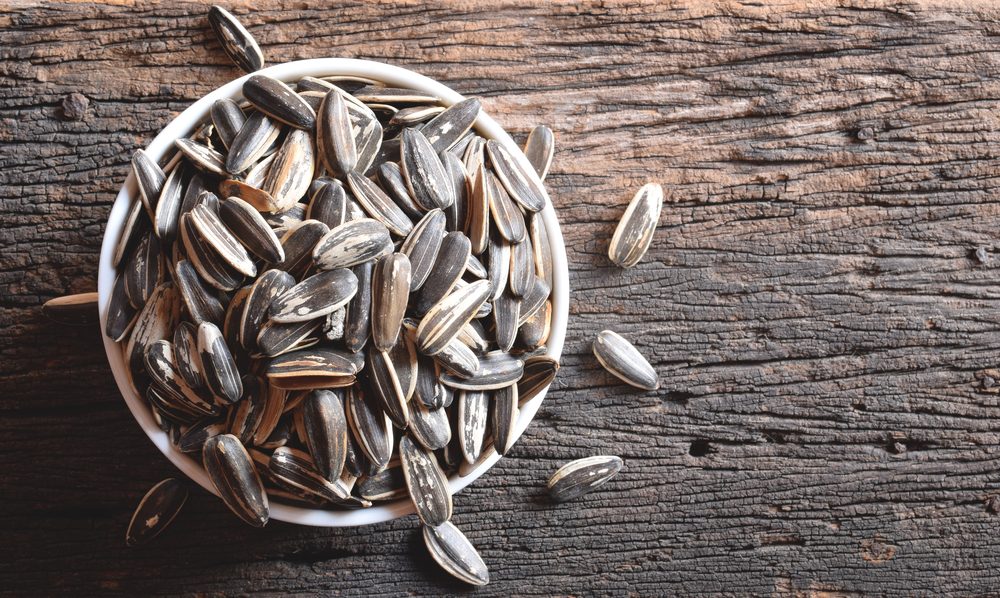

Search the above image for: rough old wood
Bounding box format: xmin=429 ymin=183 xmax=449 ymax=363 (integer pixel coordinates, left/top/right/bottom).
xmin=3 ymin=0 xmax=1000 ymax=595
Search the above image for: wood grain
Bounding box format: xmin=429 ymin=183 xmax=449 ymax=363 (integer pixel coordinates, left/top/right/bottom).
xmin=5 ymin=0 xmax=1000 ymax=595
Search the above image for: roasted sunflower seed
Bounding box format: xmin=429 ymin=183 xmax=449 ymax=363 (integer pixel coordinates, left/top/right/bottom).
xmin=401 ymin=127 xmax=454 ymax=211
xmin=547 ymin=455 xmax=623 ymax=502
xmin=357 ymin=460 xmax=406 ymax=501
xmin=225 ymin=111 xmax=281 ymax=174
xmin=417 ymin=279 xmax=492 ymax=355
xmin=491 ymin=385 xmax=518 ymax=456
xmin=486 ymin=170 xmax=526 ymax=243
xmin=125 ymin=478 xmax=188 ymax=547
xmin=457 ymin=390 xmax=489 ymax=464
xmin=210 ymin=98 xmax=246 ymax=150
xmin=244 ymin=74 xmax=315 ymax=130
xmin=269 ymin=268 xmax=359 ymax=324
xmin=317 ymin=89 xmax=357 ymax=178
xmin=399 ymin=435 xmax=452 ymax=526
xmin=263 ymin=128 xmax=315 ymax=213
xmin=517 ymin=355 xmax=559 ymax=406
xmin=198 ymin=321 xmax=243 ymax=404
xmin=190 ymin=203 xmax=256 ymax=277
xmin=269 ymin=446 xmax=350 ymax=502
xmin=301 ymin=389 xmax=348 ymax=481
xmin=175 ymin=138 xmax=227 ymax=176
xmin=421 ymin=98 xmax=480 ymax=153
xmin=312 ymin=217 xmax=393 ymax=271
xmin=125 ymin=282 xmax=179 ymax=379
xmin=42 ymin=292 xmax=99 ymax=326
xmin=114 ymin=198 xmax=149 ymax=268
xmin=371 ymin=253 xmax=411 ymax=351
xmin=346 ymin=171 xmax=413 ymax=237
xmin=408 ymin=398 xmax=451 ymax=451
xmin=593 ymin=330 xmax=659 ymax=390
xmin=256 ymin=318 xmax=322 ymax=358
xmin=442 ymin=351 xmax=523 ymax=390
xmin=377 ymin=161 xmax=424 ymax=219
xmin=346 ymin=389 xmax=394 ymax=471
xmin=523 ymin=125 xmax=554 ymax=181
xmin=485 ymin=139 xmax=546 ymax=213
xmin=400 ymin=209 xmax=446 ymax=292
xmin=366 ymin=349 xmax=410 ymax=429
xmin=202 ymin=434 xmax=269 ymax=527
xmin=174 ymin=259 xmax=224 ymax=325
xmin=154 ymin=165 xmax=185 ymax=246
xmin=218 ymin=197 xmax=285 ymax=263
xmin=275 ymin=219 xmax=329 ymax=279
xmin=131 ymin=149 xmax=165 ymax=221
xmin=423 ymin=521 xmax=490 ymax=586
xmin=608 ymin=182 xmax=663 ymax=268
xmin=415 ymin=231 xmax=471 ymax=316
xmin=208 ymin=5 xmax=264 ymax=73
xmin=492 ymin=293 xmax=520 ymax=353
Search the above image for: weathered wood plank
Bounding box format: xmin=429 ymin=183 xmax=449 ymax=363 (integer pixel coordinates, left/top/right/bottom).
xmin=4 ymin=0 xmax=1000 ymax=595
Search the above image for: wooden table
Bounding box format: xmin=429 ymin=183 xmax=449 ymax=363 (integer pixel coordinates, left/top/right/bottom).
xmin=5 ymin=1 xmax=1000 ymax=594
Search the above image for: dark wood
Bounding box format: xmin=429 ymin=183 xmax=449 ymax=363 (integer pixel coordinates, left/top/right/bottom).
xmin=4 ymin=0 xmax=1000 ymax=594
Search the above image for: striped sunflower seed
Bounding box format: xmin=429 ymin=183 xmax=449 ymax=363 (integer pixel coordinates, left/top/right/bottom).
xmin=517 ymin=355 xmax=559 ymax=406
xmin=256 ymin=318 xmax=322 ymax=358
xmin=243 ymin=74 xmax=315 ymax=130
xmin=457 ymin=390 xmax=489 ymax=464
xmin=547 ymin=455 xmax=623 ymax=502
xmin=190 ymin=203 xmax=256 ymax=277
xmin=486 ymin=170 xmax=526 ymax=243
xmin=401 ymin=127 xmax=454 ymax=211
xmin=228 ymin=374 xmax=268 ymax=444
xmin=408 ymin=397 xmax=451 ymax=451
xmin=252 ymin=383 xmax=288 ymax=446
xmin=491 ymin=385 xmax=518 ymax=456
xmin=105 ymin=273 xmax=138 ymax=342
xmin=218 ymin=196 xmax=285 ymax=263
xmin=399 ymin=435 xmax=452 ymax=526
xmin=466 ymin=165 xmax=490 ymax=254
xmin=517 ymin=276 xmax=550 ymax=326
xmin=593 ymin=330 xmax=659 ymax=390
xmin=125 ymin=478 xmax=188 ymax=547
xmin=442 ymin=351 xmax=523 ymax=390
xmin=487 ymin=232 xmax=510 ymax=301
xmin=388 ymin=104 xmax=444 ymax=127
xmin=421 ymin=97 xmax=480 ymax=153
xmin=175 ymin=138 xmax=227 ymax=176
xmin=518 ymin=300 xmax=551 ymax=350
xmin=353 ymin=86 xmax=439 ymax=104
xmin=154 ymin=165 xmax=185 ymax=246
xmin=202 ymin=434 xmax=269 ymax=527
xmin=465 ymin=253 xmax=487 ymax=279
xmin=423 ymin=521 xmax=490 ymax=586
xmin=346 ymin=170 xmax=413 ymax=237
xmin=346 ymin=389 xmax=394 ymax=471
xmin=301 ymin=389 xmax=348 ymax=481
xmin=366 ymin=349 xmax=409 ymax=429
xmin=269 ymin=446 xmax=349 ymax=502
xmin=485 ymin=139 xmax=546 ymax=213
xmin=131 ymin=149 xmax=165 ymax=221
xmin=144 ymin=340 xmax=216 ymax=416
xmin=42 ymin=292 xmax=99 ymax=326
xmin=225 ymin=111 xmax=281 ymax=174
xmin=509 ymin=236 xmax=534 ymax=297
xmin=240 ymin=269 xmax=294 ymax=350
xmin=125 ymin=282 xmax=179 ymax=379
xmin=312 ymin=218 xmax=393 ymax=271
xmin=377 ymin=161 xmax=424 ymax=219
xmin=529 ymin=213 xmax=553 ymax=288
xmin=114 ymin=198 xmax=149 ymax=268
xmin=269 ymin=268 xmax=358 ymax=324
xmin=123 ymin=231 xmax=162 ymax=309
xmin=434 ymin=337 xmax=480 ymax=378
xmin=400 ymin=209 xmax=446 ymax=291
xmin=174 ymin=259 xmax=224 ymax=325
xmin=414 ymin=353 xmax=445 ymax=409
xmin=608 ymin=182 xmax=663 ymax=268
xmin=523 ymin=125 xmax=554 ymax=181
xmin=492 ymin=293 xmax=520 ymax=353
xmin=317 ymin=89 xmax=357 ymax=178
xmin=343 ymin=260 xmax=373 ymax=352
xmin=357 ymin=460 xmax=406 ymax=501
xmin=416 ymin=279 xmax=492 ymax=355
xmin=177 ymin=418 xmax=225 ymax=454
xmin=275 ymin=219 xmax=329 ymax=279
xmin=440 ymin=151 xmax=469 ymax=233
xmin=415 ymin=231 xmax=471 ymax=316
xmin=371 ymin=253 xmax=411 ymax=351
xmin=263 ymin=128 xmax=315 ymax=213
xmin=210 ymin=98 xmax=246 ymax=150
xmin=207 ymin=5 xmax=264 ymax=73
xmin=198 ymin=321 xmax=243 ymax=404
xmin=306 ymin=179 xmax=349 ymax=228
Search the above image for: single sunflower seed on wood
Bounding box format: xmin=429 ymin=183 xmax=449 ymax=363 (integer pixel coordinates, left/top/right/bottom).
xmin=190 ymin=203 xmax=257 ymax=277
xmin=106 ymin=273 xmax=138 ymax=342
xmin=218 ymin=197 xmax=285 ymax=263
xmin=400 ymin=209 xmax=446 ymax=291
xmin=441 ymin=351 xmax=523 ymax=390
xmin=317 ymin=89 xmax=357 ymax=178
xmin=547 ymin=455 xmax=623 ymax=503
xmin=371 ymin=253 xmax=411 ymax=351
xmin=415 ymin=231 xmax=471 ymax=316
xmin=421 ymin=97 xmax=480 ymax=153
xmin=175 ymin=138 xmax=227 ymax=176
xmin=132 ymin=149 xmax=165 ymax=221
xmin=312 ymin=218 xmax=393 ymax=271
xmin=399 ymin=435 xmax=452 ymax=526
xmin=269 ymin=268 xmax=359 ymax=324
xmin=346 ymin=389 xmax=394 ymax=470
xmin=125 ymin=478 xmax=188 ymax=547
xmin=593 ymin=330 xmax=659 ymax=390
xmin=608 ymin=182 xmax=663 ymax=268
xmin=243 ymin=74 xmax=315 ymax=130
xmin=485 ymin=139 xmax=546 ymax=213
xmin=42 ymin=292 xmax=99 ymax=326
xmin=486 ymin=170 xmax=526 ymax=243
xmin=416 ymin=279 xmax=492 ymax=355
xmin=346 ymin=171 xmax=413 ymax=237
xmin=423 ymin=521 xmax=490 ymax=587
xmin=401 ymin=127 xmax=454 ymax=211
xmin=174 ymin=259 xmax=225 ymax=325
xmin=263 ymin=128 xmax=315 ymax=213
xmin=491 ymin=385 xmax=518 ymax=456
xmin=301 ymin=389 xmax=348 ymax=481
xmin=198 ymin=321 xmax=243 ymax=404
xmin=225 ymin=111 xmax=281 ymax=174
xmin=210 ymin=98 xmax=246 ymax=150
xmin=343 ymin=261 xmax=373 ymax=352
xmin=207 ymin=5 xmax=264 ymax=73
xmin=523 ymin=125 xmax=554 ymax=181
xmin=202 ymin=434 xmax=269 ymax=527
xmin=457 ymin=390 xmax=489 ymax=464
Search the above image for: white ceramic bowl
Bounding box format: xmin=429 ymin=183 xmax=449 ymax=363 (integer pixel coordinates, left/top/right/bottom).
xmin=98 ymin=58 xmax=569 ymax=527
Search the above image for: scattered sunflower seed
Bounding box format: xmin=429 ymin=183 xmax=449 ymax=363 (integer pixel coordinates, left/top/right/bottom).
xmin=208 ymin=5 xmax=264 ymax=73
xmin=42 ymin=292 xmax=98 ymax=326
xmin=593 ymin=330 xmax=659 ymax=391
xmin=423 ymin=521 xmax=490 ymax=586
xmin=547 ymin=455 xmax=623 ymax=502
xmin=608 ymin=182 xmax=663 ymax=268
xmin=125 ymin=478 xmax=188 ymax=547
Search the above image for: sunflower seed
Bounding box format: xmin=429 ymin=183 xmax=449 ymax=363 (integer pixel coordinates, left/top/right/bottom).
xmin=306 ymin=179 xmax=348 ymax=228
xmin=174 ymin=259 xmax=224 ymax=325
xmin=218 ymin=178 xmax=279 ymax=214
xmin=190 ymin=203 xmax=256 ymax=277
xmin=225 ymin=112 xmax=281 ymax=174
xmin=457 ymin=320 xmax=489 ymax=353
xmin=229 ymin=374 xmax=268 ymax=443
xmin=222 ymin=284 xmax=250 ymax=348
xmin=175 ymin=138 xmax=227 ymax=176
xmin=252 ymin=384 xmax=287 ymax=446
xmin=177 ymin=419 xmax=225 ymax=454
xmin=342 ymin=260 xmax=373 ymax=353
xmin=373 ymin=137 xmax=401 ymax=171
xmin=401 ymin=128 xmax=454 ymax=210
xmin=266 ymin=201 xmax=307 ymax=231
xmin=528 ymin=213 xmax=553 ymax=288
xmin=210 ymin=98 xmax=246 ymax=150
xmin=417 ymin=279 xmax=491 ymax=355
xmin=448 ymin=132 xmax=476 ymax=159
xmin=347 ymin=389 xmax=394 ymax=470
xmin=442 ymin=351 xmax=523 ymax=390
xmin=408 ymin=398 xmax=451 ymax=451
xmin=486 ymin=170 xmax=526 ymax=243
xmin=366 ymin=348 xmax=410 ymax=429
xmin=371 ymin=253 xmax=411 ymax=351
xmin=316 ymin=90 xmax=357 ymax=178
xmin=239 ymin=269 xmax=293 ymax=350
xmin=202 ymin=434 xmax=269 ymax=527
xmin=377 ymin=161 xmax=424 ymax=219
xmin=125 ymin=478 xmax=188 ymax=547
xmin=198 ymin=321 xmax=243 ymax=404
xmin=458 ymin=390 xmax=489 ymax=464
xmin=207 ymin=5 xmax=264 ymax=72
xmin=517 ymin=276 xmax=550 ymax=325
xmin=275 ymin=219 xmax=329 ymax=279
xmin=389 ymin=332 xmax=418 ymax=402
xmin=341 ymin=96 xmax=383 ymax=174
xmin=343 ymin=428 xmax=369 ymax=478
xmin=346 ymin=171 xmax=413 ymax=237
xmin=300 ymin=389 xmax=348 ymax=481
xmin=218 ymin=197 xmax=285 ymax=263
xmin=106 ymin=273 xmax=138 ymax=342
xmin=400 ymin=209 xmax=446 ymax=292
xmin=41 ymin=292 xmax=99 ymax=326
xmin=123 ymin=232 xmax=161 ymax=310
xmin=261 ymin=128 xmax=315 ymax=212
xmin=270 ymin=268 xmax=358 ymax=324
xmin=487 ymin=232 xmax=510 ymax=301
xmin=312 ymin=218 xmax=393 ymax=270
xmin=518 ymin=300 xmax=551 ymax=350
xmin=114 ymin=199 xmax=149 ymax=268
xmin=267 ymin=348 xmax=358 ymax=385
xmin=492 ymin=293 xmax=520 ymax=352
xmin=389 ymin=105 xmax=444 ymax=127
xmin=410 ymin=352 xmax=442 ymax=409
xmin=421 ymin=98 xmax=480 ymax=153
xmin=154 ymin=165 xmax=185 ymax=245
xmin=608 ymin=183 xmax=663 ymax=268
xmin=441 ymin=151 xmax=469 ymax=232
xmin=434 ymin=337 xmax=480 ymax=378
xmin=491 ymin=385 xmax=518 ymax=456
xmin=523 ymin=125 xmax=554 ymax=181
xmin=357 ymin=461 xmax=406 ymax=501
xmin=547 ymin=455 xmax=623 ymax=502
xmin=256 ymin=318 xmax=321 ymax=358
xmin=462 ymin=137 xmax=486 ymax=185
xmin=144 ymin=340 xmax=216 ymax=415
xmin=244 ymin=75 xmax=315 ymax=130
xmin=399 ymin=435 xmax=451 ymax=526
xmin=485 ymin=139 xmax=546 ymax=213
xmin=354 ymin=86 xmax=440 ymax=104
xmin=270 ymin=446 xmax=349 ymax=502
xmin=132 ymin=149 xmax=165 ymax=221
xmin=423 ymin=521 xmax=489 ymax=586
xmin=593 ymin=330 xmax=659 ymax=390
xmin=126 ymin=283 xmax=179 ymax=378
xmin=509 ymin=236 xmax=533 ymax=297
xmin=415 ymin=231 xmax=471 ymax=316
xmin=466 ymin=165 xmax=490 ymax=254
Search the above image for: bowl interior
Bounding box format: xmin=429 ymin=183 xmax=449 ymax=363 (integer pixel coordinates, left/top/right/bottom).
xmin=98 ymin=58 xmax=569 ymax=527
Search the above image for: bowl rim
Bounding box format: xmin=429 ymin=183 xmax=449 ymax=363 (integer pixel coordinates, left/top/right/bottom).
xmin=98 ymin=57 xmax=570 ymax=527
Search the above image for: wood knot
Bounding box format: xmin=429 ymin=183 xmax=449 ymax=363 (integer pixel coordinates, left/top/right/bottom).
xmin=984 ymin=494 xmax=1000 ymax=514
xmin=60 ymin=93 xmax=89 ymax=121
xmin=855 ymin=126 xmax=876 ymax=143
xmin=860 ymin=535 xmax=896 ymax=564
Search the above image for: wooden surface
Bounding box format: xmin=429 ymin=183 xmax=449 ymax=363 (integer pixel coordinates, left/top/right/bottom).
xmin=4 ymin=0 xmax=1000 ymax=595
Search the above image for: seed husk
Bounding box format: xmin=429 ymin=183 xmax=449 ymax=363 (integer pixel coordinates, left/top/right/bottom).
xmin=442 ymin=351 xmax=523 ymax=390
xmin=457 ymin=390 xmax=489 ymax=465
xmin=219 ymin=178 xmax=279 ymax=213
xmin=317 ymin=89 xmax=358 ymax=178
xmin=132 ymin=149 xmax=166 ymax=221
xmin=486 ymin=170 xmax=526 ymax=243
xmin=401 ymin=127 xmax=454 ymax=211
xmin=491 ymin=384 xmax=518 ymax=456
xmin=400 ymin=209 xmax=446 ymax=292
xmin=125 ymin=478 xmax=188 ymax=547
xmin=343 ymin=261 xmax=373 ymax=353
xmin=263 ymin=128 xmax=315 ymax=213
xmin=202 ymin=434 xmax=269 ymax=527
xmin=421 ymin=98 xmax=480 ymax=153
xmin=42 ymin=292 xmax=99 ymax=326
xmin=218 ymin=197 xmax=285 ymax=263
xmin=608 ymin=182 xmax=663 ymax=268
xmin=307 ymin=179 xmax=349 ymax=229
xmin=346 ymin=171 xmax=413 ymax=237
xmin=154 ymin=165 xmax=185 ymax=246
xmin=416 ymin=279 xmax=492 ymax=355
xmin=174 ymin=259 xmax=224 ymax=325
xmin=423 ymin=521 xmax=490 ymax=587
xmin=371 ymin=253 xmax=411 ymax=351
xmin=357 ymin=461 xmax=406 ymax=501
xmin=593 ymin=330 xmax=659 ymax=390
xmin=210 ymin=98 xmax=246 ymax=150
xmin=252 ymin=384 xmax=288 ymax=446
xmin=492 ymin=293 xmax=520 ymax=353
xmin=190 ymin=203 xmax=256 ymax=277
xmin=347 ymin=389 xmax=394 ymax=471
xmin=114 ymin=198 xmax=149 ymax=268
xmin=175 ymin=138 xmax=227 ymax=176
xmin=275 ymin=219 xmax=329 ymax=279
xmin=270 ymin=268 xmax=359 ymax=324
xmin=509 ymin=236 xmax=534 ymax=297
xmin=256 ymin=318 xmax=321 ymax=358
xmin=269 ymin=446 xmax=349 ymax=502
xmin=267 ymin=348 xmax=359 ymax=383
xmin=244 ymin=74 xmax=315 ymax=130
xmin=377 ymin=161 xmax=424 ymax=219
xmin=408 ymin=398 xmax=451 ymax=451
xmin=207 ymin=5 xmax=264 ymax=73
xmin=225 ymin=111 xmax=281 ymax=174
xmin=353 ymin=86 xmax=440 ymax=104
xmin=312 ymin=217 xmax=393 ymax=271
xmin=366 ymin=349 xmax=410 ymax=429
xmin=466 ymin=165 xmax=490 ymax=255
xmin=547 ymin=455 xmax=623 ymax=502
xmin=523 ymin=125 xmax=554 ymax=181
xmin=267 ymin=201 xmax=307 ymax=231
xmin=485 ymin=139 xmax=546 ymax=213
xmin=415 ymin=231 xmax=471 ymax=316
xmin=106 ymin=273 xmax=138 ymax=342
xmin=198 ymin=321 xmax=243 ymax=404
xmin=434 ymin=337 xmax=480 ymax=378
xmin=399 ymin=435 xmax=452 ymax=526
xmin=301 ymin=389 xmax=348 ymax=481
xmin=126 ymin=282 xmax=180 ymax=379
